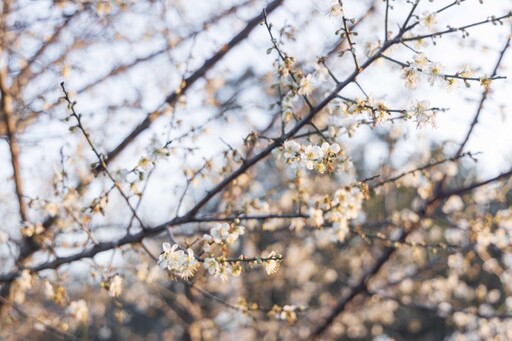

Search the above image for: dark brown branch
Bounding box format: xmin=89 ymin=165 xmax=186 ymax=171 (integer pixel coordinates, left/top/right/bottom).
xmin=15 ymin=12 xmax=77 ymax=90
xmin=371 ymin=151 xmax=480 ymax=189
xmin=310 ymin=165 xmax=512 ymax=338
xmin=0 ymin=13 xmax=408 ymax=287
xmin=97 ymin=0 xmax=284 ymax=172
xmin=76 ymin=0 xmax=253 ymax=95
xmin=0 ymin=0 xmax=284 ymax=314
xmin=402 ymin=12 xmax=512 ymax=42
xmin=0 ymin=66 xmax=26 ymax=221
xmin=430 ymin=167 xmax=512 ymax=204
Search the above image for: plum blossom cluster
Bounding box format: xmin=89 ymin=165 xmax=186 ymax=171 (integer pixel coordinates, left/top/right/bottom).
xmin=202 ymin=222 xmax=245 ymax=252
xmin=280 ymin=140 xmax=345 ymax=174
xmin=403 ymin=53 xmax=479 ymax=89
xmin=309 ymin=186 xmax=366 ymax=242
xmin=402 ymin=53 xmax=445 ymax=88
xmin=407 ymin=99 xmax=437 ymax=128
xmin=327 ymin=97 xmax=393 ymax=127
xmin=202 ymin=251 xmax=283 ymax=281
xmin=203 ymin=257 xmax=242 ymax=281
xmin=158 ymin=242 xmax=199 ymax=279
xmin=268 ymin=304 xmax=306 ymax=325
xmin=67 ymin=299 xmax=89 ymax=323
xmin=419 ymin=11 xmax=437 ymax=30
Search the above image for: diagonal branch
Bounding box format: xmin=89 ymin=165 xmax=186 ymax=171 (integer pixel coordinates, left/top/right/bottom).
xmin=0 ymin=0 xmax=285 ymax=315
xmin=455 ymin=26 xmax=511 ymax=157
xmin=96 ymin=0 xmax=285 ymax=173
xmin=0 ymin=11 xmax=409 ymax=286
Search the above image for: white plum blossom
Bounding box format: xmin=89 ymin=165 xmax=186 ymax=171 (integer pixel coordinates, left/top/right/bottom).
xmin=108 ymin=275 xmax=123 ymax=298
xmin=265 ymin=251 xmax=281 ymax=275
xmin=459 ymin=64 xmax=474 ymax=78
xmin=282 ymin=140 xmax=302 ymax=168
xmin=332 ymin=187 xmax=364 ymax=220
xmin=301 ymin=145 xmax=324 ymax=170
xmin=402 ymin=67 xmax=419 ymax=89
xmin=67 ymin=299 xmax=89 ymax=323
xmin=322 ymin=142 xmax=341 ymax=155
xmin=328 ymin=1 xmax=343 ymax=18
xmin=298 ymin=74 xmax=314 ymax=96
xmin=158 ymin=242 xmax=199 ymax=279
xmin=202 ymin=234 xmax=213 ymax=252
xmin=333 ymin=218 xmax=350 ymax=242
xmin=409 ymin=100 xmax=436 ymax=128
xmin=412 ymin=53 xmax=429 ymax=69
xmin=204 ymin=258 xmax=220 ymax=275
xmin=308 ymin=186 xmax=365 ymax=243
xmin=314 ymin=63 xmax=329 ymax=83
xmin=420 ymin=11 xmax=437 ymax=29
xmin=283 ymin=140 xmax=301 ymax=159
xmin=427 ymin=62 xmax=444 ymax=86
xmin=443 ymin=196 xmax=465 ymax=214
xmin=207 ymin=222 xmax=245 ymax=245
xmin=309 ymin=207 xmax=325 ymax=228
xmin=280 ymin=141 xmax=346 ymax=174
xmin=210 ymin=223 xmax=230 ymax=243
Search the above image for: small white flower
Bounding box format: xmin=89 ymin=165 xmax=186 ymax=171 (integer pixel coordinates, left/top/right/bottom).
xmin=443 ymin=196 xmax=464 ymax=214
xmin=309 ymin=208 xmax=325 ymax=228
xmin=420 ymin=12 xmax=437 ymax=29
xmin=298 ymin=74 xmax=314 ymax=96
xmin=301 ymin=145 xmax=324 ymax=170
xmin=44 ymin=203 xmax=59 ymax=217
xmin=314 ymin=63 xmax=329 ymax=83
xmin=302 ymin=145 xmax=323 ymax=163
xmin=67 ymin=300 xmax=89 ymax=323
xmin=402 ymin=67 xmax=419 ymax=89
xmin=328 ymin=2 xmax=344 ymax=18
xmin=427 ymin=62 xmax=444 ymax=86
xmin=459 ymin=65 xmax=474 ymax=78
xmin=108 ymin=275 xmax=123 ymax=298
xmin=329 ymin=143 xmax=341 ymax=154
xmin=44 ymin=281 xmax=54 ymax=299
xmin=18 ymin=270 xmax=32 ymax=291
xmin=412 ymin=53 xmax=429 ymax=69
xmin=210 ymin=223 xmax=230 ymax=244
xmin=283 ymin=140 xmax=301 ymax=159
xmin=265 ymin=251 xmax=281 ymax=275
xmin=137 ymin=157 xmax=153 ymax=170
xmin=204 ymin=258 xmax=220 ymax=275
xmin=333 ymin=219 xmax=350 ymax=242
xmin=409 ymin=100 xmax=436 ymax=128
xmin=158 ymin=243 xmax=199 ymax=279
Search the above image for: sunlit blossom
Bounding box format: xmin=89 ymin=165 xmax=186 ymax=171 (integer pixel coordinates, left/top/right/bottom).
xmin=298 ymin=74 xmax=314 ymax=96
xmin=67 ymin=300 xmax=89 ymax=323
xmin=158 ymin=242 xmax=199 ymax=279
